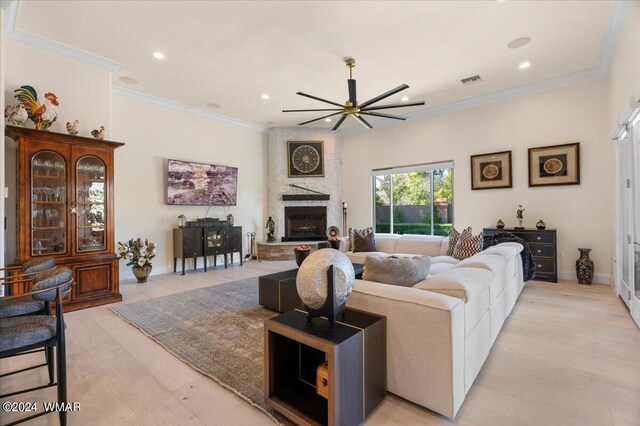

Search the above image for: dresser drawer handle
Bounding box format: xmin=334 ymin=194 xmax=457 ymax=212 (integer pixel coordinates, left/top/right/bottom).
xmin=538 ymin=264 xmax=542 ymax=268
xmin=537 ymin=249 xmax=542 ymax=253
xmin=537 ymin=237 xmax=542 ymax=240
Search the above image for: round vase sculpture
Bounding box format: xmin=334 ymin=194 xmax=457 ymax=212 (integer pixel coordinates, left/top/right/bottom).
xmin=575 ymin=248 xmax=594 ymax=285
xmin=296 ymin=249 xmax=355 ymax=322
xmin=536 ymin=219 xmax=546 ymax=230
xmin=132 ymin=264 xmax=152 ymax=283
xmin=496 ymin=219 xmax=505 ymax=229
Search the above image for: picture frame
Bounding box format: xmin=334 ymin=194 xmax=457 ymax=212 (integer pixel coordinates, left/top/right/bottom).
xmin=287 ymin=140 xmax=325 ymax=177
xmin=470 ymin=150 xmax=512 ymax=190
xmin=528 ymin=142 xmax=580 ymax=187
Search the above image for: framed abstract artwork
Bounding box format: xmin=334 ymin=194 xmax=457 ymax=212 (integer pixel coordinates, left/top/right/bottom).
xmin=528 ymin=142 xmax=580 ymax=187
xmin=470 ymin=150 xmax=512 ymax=190
xmin=287 ymin=141 xmax=325 ymax=177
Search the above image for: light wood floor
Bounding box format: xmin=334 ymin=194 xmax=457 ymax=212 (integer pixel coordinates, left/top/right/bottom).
xmin=1 ymin=260 xmax=639 ymax=425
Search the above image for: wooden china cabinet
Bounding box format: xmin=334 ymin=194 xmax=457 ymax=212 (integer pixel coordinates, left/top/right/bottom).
xmin=6 ymin=125 xmax=124 ymax=311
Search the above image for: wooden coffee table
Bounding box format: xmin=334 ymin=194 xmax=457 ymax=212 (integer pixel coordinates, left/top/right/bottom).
xmin=258 ymin=263 xmax=364 ymax=313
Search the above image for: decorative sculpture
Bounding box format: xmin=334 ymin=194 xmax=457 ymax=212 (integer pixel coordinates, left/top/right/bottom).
xmin=265 ymin=216 xmax=276 ymax=243
xmin=515 ymin=205 xmax=525 ymax=229
xmin=296 ymin=249 xmax=355 ymax=323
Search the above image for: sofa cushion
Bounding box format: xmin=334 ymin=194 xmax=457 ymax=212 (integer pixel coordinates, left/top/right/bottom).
xmin=353 ymin=231 xmax=376 ymax=252
xmin=364 ymin=255 xmax=431 ymax=287
xmin=349 ymin=227 xmax=374 ymax=251
xmin=440 ymin=238 xmax=450 ymax=256
xmin=374 ymin=235 xmax=398 ymax=253
xmin=429 ymin=262 xmax=455 ymax=275
xmin=395 ymin=235 xmax=444 ymax=257
xmin=432 ymin=255 xmax=459 ymax=265
xmin=345 ymin=251 xmax=385 ymax=264
xmin=413 ymin=267 xmax=493 ymax=303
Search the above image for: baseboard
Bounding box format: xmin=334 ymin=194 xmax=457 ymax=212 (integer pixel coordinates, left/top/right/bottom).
xmin=558 ymin=271 xmax=612 ymax=285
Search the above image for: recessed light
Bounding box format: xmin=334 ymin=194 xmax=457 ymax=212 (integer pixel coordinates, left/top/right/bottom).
xmin=261 ymin=94 xmax=270 ymax=100
xmin=266 ymin=120 xmax=277 ymax=125
xmin=152 ymin=51 xmax=165 ymax=60
xmin=118 ymin=76 xmax=138 ymax=85
xmin=325 ymin=118 xmax=332 ymax=122
xmin=206 ymin=103 xmax=220 ymax=109
xmin=519 ymin=62 xmax=531 ymax=69
xmin=401 ymin=96 xmax=409 ymax=102
xmin=508 ymin=37 xmax=532 ymax=49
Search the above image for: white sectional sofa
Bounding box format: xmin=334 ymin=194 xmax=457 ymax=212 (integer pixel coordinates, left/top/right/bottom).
xmin=342 ymin=233 xmax=525 ymax=419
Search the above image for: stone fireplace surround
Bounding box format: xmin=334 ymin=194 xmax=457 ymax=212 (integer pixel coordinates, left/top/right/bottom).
xmin=267 ymin=128 xmax=342 ymax=242
xmin=282 ymin=206 xmax=327 ymax=241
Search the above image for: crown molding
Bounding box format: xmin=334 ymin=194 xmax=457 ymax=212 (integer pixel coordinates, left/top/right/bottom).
xmin=112 ymin=86 xmax=266 ymax=132
xmin=340 ymin=0 xmax=629 ymax=137
xmin=2 ymin=0 xmax=121 ymax=72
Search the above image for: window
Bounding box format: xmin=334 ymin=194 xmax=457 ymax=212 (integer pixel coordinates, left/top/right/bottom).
xmin=373 ymin=162 xmax=453 ymax=236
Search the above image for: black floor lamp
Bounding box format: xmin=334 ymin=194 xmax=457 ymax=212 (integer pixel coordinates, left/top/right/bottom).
xmin=342 ymin=202 xmax=348 ymax=236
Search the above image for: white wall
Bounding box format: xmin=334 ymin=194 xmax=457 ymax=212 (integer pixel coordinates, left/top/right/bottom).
xmin=111 ymin=95 xmax=267 ymax=279
xmin=342 ymin=79 xmax=612 ymax=283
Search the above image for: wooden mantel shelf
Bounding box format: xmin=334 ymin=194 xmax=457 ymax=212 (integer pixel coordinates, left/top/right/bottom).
xmin=282 ymin=194 xmax=330 ymax=201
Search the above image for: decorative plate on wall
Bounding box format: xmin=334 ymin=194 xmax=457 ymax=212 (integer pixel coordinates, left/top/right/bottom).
xmin=528 ymin=142 xmax=580 ymax=187
xmin=470 ymin=150 xmax=512 ymax=190
xmin=288 ymin=141 xmax=324 ymax=177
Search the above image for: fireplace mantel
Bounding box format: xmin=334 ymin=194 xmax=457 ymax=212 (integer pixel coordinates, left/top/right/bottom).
xmin=282 ymin=194 xmax=330 ymax=201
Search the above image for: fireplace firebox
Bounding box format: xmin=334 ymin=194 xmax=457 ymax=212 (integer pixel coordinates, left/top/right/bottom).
xmin=283 ymin=206 xmax=327 ymax=242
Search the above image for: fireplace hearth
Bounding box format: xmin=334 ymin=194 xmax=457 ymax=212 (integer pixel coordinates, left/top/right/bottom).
xmin=283 ymin=206 xmax=327 ymax=242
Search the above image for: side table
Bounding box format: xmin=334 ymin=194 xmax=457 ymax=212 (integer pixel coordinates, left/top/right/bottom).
xmin=264 ymin=308 xmax=386 ymax=426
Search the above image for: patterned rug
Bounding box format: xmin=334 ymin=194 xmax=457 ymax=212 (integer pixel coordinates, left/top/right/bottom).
xmin=110 ymin=278 xmax=290 ymax=425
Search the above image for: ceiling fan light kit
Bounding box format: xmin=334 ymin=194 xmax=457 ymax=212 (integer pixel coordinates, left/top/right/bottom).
xmin=283 ymin=58 xmax=425 ymax=130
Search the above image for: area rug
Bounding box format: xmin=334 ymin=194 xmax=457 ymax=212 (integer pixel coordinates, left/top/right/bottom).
xmin=110 ymin=278 xmax=291 ymax=425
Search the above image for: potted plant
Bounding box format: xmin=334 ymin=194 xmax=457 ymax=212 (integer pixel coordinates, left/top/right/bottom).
xmin=328 ymin=236 xmax=341 ymax=250
xmin=117 ymin=238 xmax=157 ymax=283
xmin=294 ymin=245 xmax=312 ymax=267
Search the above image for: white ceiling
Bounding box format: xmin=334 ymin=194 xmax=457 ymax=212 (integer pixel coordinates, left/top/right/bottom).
xmin=13 ymin=0 xmax=614 ymax=130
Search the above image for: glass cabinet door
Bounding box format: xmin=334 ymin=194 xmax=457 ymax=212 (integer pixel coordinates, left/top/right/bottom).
xmin=76 ymin=156 xmax=106 ymax=252
xmin=31 ymin=151 xmax=67 ymax=256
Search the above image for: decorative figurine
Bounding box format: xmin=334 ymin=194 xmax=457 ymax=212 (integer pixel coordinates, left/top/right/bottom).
xmin=266 ymin=216 xmax=276 ymax=243
xmin=66 ymin=120 xmax=80 ymax=136
xmin=177 ymin=214 xmax=187 ymax=228
xmin=4 ymin=104 xmax=29 ymax=126
xmin=496 ymin=219 xmax=505 ymax=229
xmin=91 ymin=126 xmax=105 ymax=140
xmin=13 ymin=86 xmax=58 ymax=131
xmin=536 ymin=219 xmax=546 ymax=230
xmin=515 ymin=205 xmax=525 ymax=229
xmin=226 ymin=213 xmax=234 ymax=226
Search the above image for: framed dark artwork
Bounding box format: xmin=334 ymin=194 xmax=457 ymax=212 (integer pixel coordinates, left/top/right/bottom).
xmin=287 ymin=141 xmax=324 ymax=177
xmin=167 ymin=159 xmax=238 ymax=205
xmin=470 ymin=150 xmax=512 ymax=190
xmin=528 ymin=142 xmax=580 ymax=187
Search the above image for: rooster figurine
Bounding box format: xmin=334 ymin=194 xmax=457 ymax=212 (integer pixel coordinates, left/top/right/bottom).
xmin=4 ymin=104 xmax=29 ymax=126
xmin=91 ymin=126 xmax=105 ymax=140
xmin=13 ymin=86 xmax=59 ymax=131
xmin=66 ymin=120 xmax=80 ymax=136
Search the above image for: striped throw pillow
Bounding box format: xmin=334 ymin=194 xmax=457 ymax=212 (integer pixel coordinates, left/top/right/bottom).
xmin=453 ymin=230 xmax=483 ymax=260
xmin=348 ymin=227 xmax=374 ymax=252
xmin=446 ymin=227 xmax=470 ymax=256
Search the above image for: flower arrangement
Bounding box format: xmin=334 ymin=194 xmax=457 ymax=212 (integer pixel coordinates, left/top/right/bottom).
xmin=117 ymin=238 xmax=157 ymax=267
xmin=294 ymin=245 xmax=312 ymax=252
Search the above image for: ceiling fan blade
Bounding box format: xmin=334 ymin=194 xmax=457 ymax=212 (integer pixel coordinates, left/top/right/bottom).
xmin=361 ymin=101 xmax=425 ymax=111
xmin=283 ymin=108 xmax=343 ymax=112
xmin=332 ymin=115 xmax=347 ymax=131
xmin=353 ymin=114 xmax=373 ymax=129
xmin=358 ymin=84 xmax=409 ymax=109
xmin=348 ymin=79 xmax=357 ymax=105
xmin=360 ymin=111 xmax=407 ymax=120
xmin=296 ymin=92 xmax=345 ymax=108
xmin=298 ymin=111 xmax=342 ymax=126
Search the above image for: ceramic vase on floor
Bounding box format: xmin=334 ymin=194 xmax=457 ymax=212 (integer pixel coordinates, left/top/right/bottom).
xmin=575 ymin=248 xmax=594 ymax=285
xmin=132 ymin=264 xmax=152 ymax=283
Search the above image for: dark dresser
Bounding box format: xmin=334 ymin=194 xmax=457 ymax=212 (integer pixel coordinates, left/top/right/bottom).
xmin=483 ymin=228 xmax=557 ymax=283
xmin=173 ymin=222 xmax=243 ymax=275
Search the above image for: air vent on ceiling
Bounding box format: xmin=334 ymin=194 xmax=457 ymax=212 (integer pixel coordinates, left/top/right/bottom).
xmin=461 ymin=75 xmax=482 ymax=85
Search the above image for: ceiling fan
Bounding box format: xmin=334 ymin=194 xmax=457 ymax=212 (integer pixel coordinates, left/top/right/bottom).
xmin=283 ymin=58 xmax=425 ymax=131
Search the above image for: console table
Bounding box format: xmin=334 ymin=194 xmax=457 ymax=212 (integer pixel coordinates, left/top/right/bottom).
xmin=264 ymin=309 xmax=386 ymax=426
xmin=173 ymin=222 xmax=242 ymax=275
xmin=483 ymin=227 xmax=557 ymax=283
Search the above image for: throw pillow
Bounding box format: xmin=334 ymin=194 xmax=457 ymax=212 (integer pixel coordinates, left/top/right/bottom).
xmin=348 ymin=227 xmax=374 ymax=252
xmin=446 ymin=227 xmax=470 ymax=256
xmin=453 ymin=230 xmax=483 ymax=260
xmin=363 ymin=255 xmax=432 ymax=287
xmin=353 ymin=231 xmax=376 ymax=252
